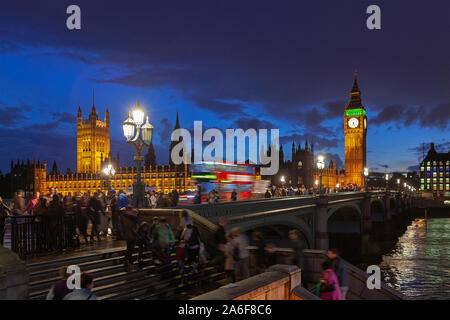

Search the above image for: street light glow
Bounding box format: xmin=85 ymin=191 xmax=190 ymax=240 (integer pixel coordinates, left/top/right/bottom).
xmin=317 ymin=155 xmax=325 ymax=170
xmin=132 ymin=106 xmax=145 ymax=126
xmin=122 ymin=112 xmax=135 ymax=141
xmin=364 ymin=167 xmax=369 ymax=177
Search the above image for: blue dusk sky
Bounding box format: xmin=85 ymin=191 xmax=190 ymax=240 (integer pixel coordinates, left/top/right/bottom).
xmin=0 ymin=0 xmax=448 ymax=174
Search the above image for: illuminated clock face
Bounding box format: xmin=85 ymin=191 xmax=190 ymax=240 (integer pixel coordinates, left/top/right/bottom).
xmin=348 ymin=117 xmax=359 ymax=128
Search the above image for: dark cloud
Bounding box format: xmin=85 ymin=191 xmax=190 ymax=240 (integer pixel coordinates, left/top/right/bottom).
xmin=232 ymin=117 xmax=275 ymax=130
xmin=158 ymin=118 xmax=173 ymax=146
xmin=52 ymin=111 xmax=76 ymax=123
xmin=407 ymin=165 xmax=419 ymax=172
xmin=0 ymin=104 xmax=32 ymax=126
xmin=372 ymin=103 xmax=450 ymax=129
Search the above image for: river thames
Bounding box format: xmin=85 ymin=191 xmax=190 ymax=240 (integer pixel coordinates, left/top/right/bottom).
xmin=380 ymin=218 xmax=450 ymax=299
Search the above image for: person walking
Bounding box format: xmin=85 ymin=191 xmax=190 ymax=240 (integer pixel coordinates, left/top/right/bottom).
xmin=207 ymin=190 xmax=216 ymax=204
xmin=120 ymin=207 xmax=139 ymax=269
xmin=117 ymin=190 xmax=129 ymax=210
xmin=224 ymin=232 xmax=236 ymax=283
xmin=136 ymin=221 xmax=151 ymax=268
xmin=317 ymin=260 xmax=342 ymax=300
xmin=47 ymin=194 xmax=65 ymax=252
xmin=87 ymin=193 xmax=103 ymax=242
xmin=151 ymin=217 xmax=175 ymax=261
xmin=251 ymin=232 xmax=266 ymax=274
xmin=175 ymin=240 xmax=187 ymax=282
xmin=171 ymin=189 xmax=179 ymax=207
xmin=231 ymin=227 xmax=249 ymax=280
xmin=328 ymin=248 xmax=349 ymax=300
xmin=213 ymin=217 xmax=227 ymax=271
xmin=25 ymin=192 xmax=40 ymax=214
xmin=180 ymin=223 xmax=202 ymax=273
xmin=46 ymin=266 xmax=73 ymax=300
xmin=289 ymin=229 xmax=307 ymax=270
xmin=11 ymin=190 xmax=25 ymax=216
xmin=64 ymin=272 xmax=98 ymax=300
xmin=231 ymin=189 xmax=237 ymax=201
xmin=0 ymin=196 xmax=11 ymax=246
xmin=150 ymin=190 xmax=157 ymax=208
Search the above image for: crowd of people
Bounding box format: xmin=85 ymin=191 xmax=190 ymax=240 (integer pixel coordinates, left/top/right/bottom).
xmin=0 ymin=186 xmax=350 ymax=300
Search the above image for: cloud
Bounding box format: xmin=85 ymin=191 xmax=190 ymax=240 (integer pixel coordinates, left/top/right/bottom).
xmin=372 ymin=103 xmax=450 ymax=129
xmin=0 ymin=103 xmax=32 ymax=126
xmin=52 ymin=112 xmax=76 ymax=124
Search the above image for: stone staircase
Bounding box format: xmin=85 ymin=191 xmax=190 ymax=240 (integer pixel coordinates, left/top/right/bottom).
xmin=27 ymin=248 xmax=226 ymax=300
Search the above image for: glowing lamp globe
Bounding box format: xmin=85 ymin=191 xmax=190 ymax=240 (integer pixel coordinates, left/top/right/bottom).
xmin=132 ymin=107 xmax=145 ymax=126
xmin=122 ymin=112 xmax=135 ymax=141
xmin=141 ymin=116 xmax=154 ymax=143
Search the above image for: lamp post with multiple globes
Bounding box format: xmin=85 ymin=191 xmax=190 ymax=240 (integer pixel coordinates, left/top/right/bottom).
xmin=317 ymin=155 xmax=325 ymax=195
xmin=102 ymin=164 xmax=116 ymax=195
xmin=363 ymin=167 xmax=369 ymax=191
xmin=122 ymin=101 xmax=154 ymax=208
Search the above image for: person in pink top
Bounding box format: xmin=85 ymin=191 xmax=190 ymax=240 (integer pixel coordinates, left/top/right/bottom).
xmin=25 ymin=192 xmax=40 ymax=214
xmin=319 ymin=260 xmax=343 ymax=300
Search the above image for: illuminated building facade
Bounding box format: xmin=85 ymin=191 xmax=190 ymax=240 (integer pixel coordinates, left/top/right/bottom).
xmin=77 ymin=92 xmax=110 ymax=174
xmin=313 ymin=160 xmax=345 ymax=190
xmin=419 ymin=143 xmax=450 ymax=197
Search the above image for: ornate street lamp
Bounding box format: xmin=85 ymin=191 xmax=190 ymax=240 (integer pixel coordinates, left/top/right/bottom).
xmin=317 ymin=155 xmax=325 ymax=195
xmin=280 ymin=175 xmax=285 ymax=186
xmin=385 ymin=173 xmax=389 ymax=191
xmin=363 ymin=167 xmax=369 ymax=191
xmin=122 ymin=101 xmax=154 ymax=208
xmin=102 ymin=164 xmax=116 ymax=195
xmin=397 ymin=178 xmax=400 ymax=192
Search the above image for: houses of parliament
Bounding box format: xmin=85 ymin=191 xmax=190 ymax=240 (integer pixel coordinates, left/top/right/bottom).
xmin=0 ymin=95 xmax=191 ymax=197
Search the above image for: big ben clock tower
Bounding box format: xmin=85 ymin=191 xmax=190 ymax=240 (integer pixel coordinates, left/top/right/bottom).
xmin=344 ymin=71 xmax=367 ymax=187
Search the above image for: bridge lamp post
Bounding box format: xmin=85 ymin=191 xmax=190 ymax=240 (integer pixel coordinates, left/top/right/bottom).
xmin=280 ymin=175 xmax=285 ymax=188
xmin=397 ymin=178 xmax=400 ymax=191
xmin=122 ymin=103 xmax=154 ymax=208
xmin=363 ymin=167 xmax=369 ymax=191
xmin=102 ymin=164 xmax=116 ymax=195
xmin=385 ymin=174 xmax=389 ymax=191
xmin=317 ymin=155 xmax=325 ymax=195
xmin=336 ymin=183 xmax=339 ymax=193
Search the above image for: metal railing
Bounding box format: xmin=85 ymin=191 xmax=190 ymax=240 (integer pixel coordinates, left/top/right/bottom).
xmin=10 ymin=213 xmax=79 ymax=259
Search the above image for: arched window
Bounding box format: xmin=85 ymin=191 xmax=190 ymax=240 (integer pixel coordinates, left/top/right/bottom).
xmin=298 ymin=161 xmax=303 ymax=169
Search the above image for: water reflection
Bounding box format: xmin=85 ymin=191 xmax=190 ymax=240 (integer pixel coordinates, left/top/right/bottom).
xmin=379 ymin=218 xmax=450 ymax=299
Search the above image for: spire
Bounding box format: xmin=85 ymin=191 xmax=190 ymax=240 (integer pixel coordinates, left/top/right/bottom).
xmin=175 ymin=112 xmax=180 ymax=129
xmin=105 ymin=106 xmax=110 ymax=124
xmin=351 ymin=69 xmax=359 ymax=93
xmin=346 ymin=69 xmax=363 ymax=110
xmin=77 ymin=105 xmax=82 ymax=117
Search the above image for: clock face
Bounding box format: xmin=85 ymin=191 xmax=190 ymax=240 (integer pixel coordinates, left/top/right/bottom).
xmin=348 ymin=117 xmax=359 ymax=128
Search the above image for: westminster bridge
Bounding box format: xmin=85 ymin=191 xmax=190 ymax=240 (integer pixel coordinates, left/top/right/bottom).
xmin=180 ymin=190 xmax=413 ymax=251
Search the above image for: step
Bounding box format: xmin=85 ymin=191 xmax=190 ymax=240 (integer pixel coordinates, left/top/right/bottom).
xmin=27 ymin=247 xmax=127 ymax=273
xmin=29 ymin=257 xmax=178 ymax=299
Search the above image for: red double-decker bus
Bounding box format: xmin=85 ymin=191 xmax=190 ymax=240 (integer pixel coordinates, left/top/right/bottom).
xmin=192 ymin=161 xmax=256 ymax=202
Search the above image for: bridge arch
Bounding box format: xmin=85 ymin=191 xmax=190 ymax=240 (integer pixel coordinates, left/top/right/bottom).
xmin=236 ymin=218 xmax=313 ymax=249
xmin=370 ymin=198 xmax=385 ymax=222
xmin=327 ymin=203 xmax=362 ymax=221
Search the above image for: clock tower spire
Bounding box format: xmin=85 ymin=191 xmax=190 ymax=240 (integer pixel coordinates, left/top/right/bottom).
xmin=344 ymin=70 xmax=367 ymax=187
